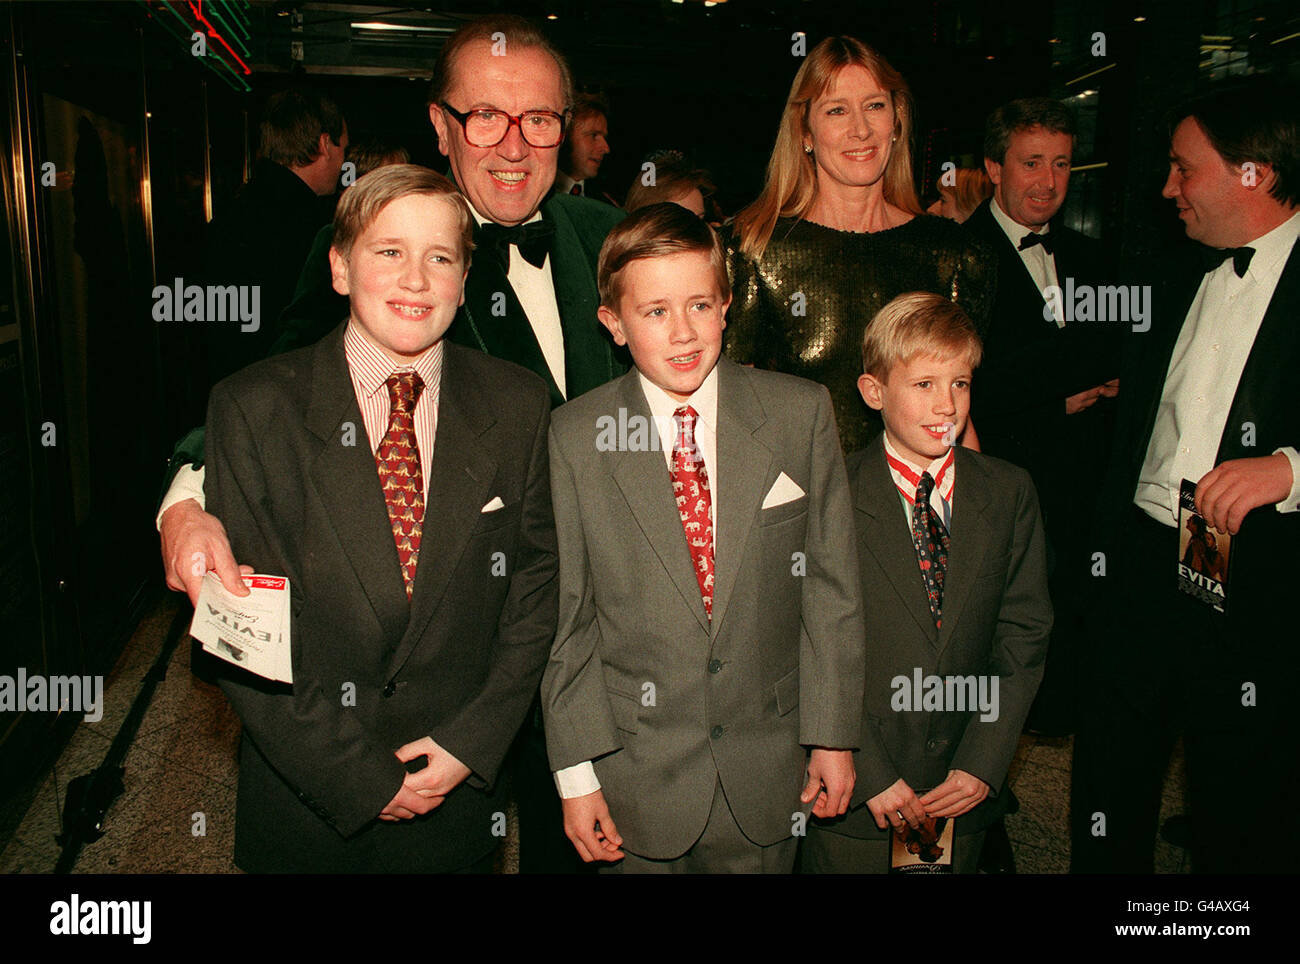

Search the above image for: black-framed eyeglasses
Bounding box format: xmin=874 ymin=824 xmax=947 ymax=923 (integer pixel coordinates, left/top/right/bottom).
xmin=439 ymin=103 xmax=568 ymax=149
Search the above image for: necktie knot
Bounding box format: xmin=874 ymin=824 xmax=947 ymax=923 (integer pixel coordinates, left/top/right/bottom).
xmin=1201 ymin=245 xmax=1255 ymax=278
xmin=386 ymin=371 xmax=424 ymax=415
xmin=1018 ymin=231 xmax=1054 ymax=255
xmin=915 ymin=471 xmax=935 ymax=503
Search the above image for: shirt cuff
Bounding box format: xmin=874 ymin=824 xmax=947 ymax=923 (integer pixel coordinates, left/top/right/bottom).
xmin=1274 ymin=447 xmax=1300 ymax=514
xmin=155 ymin=464 xmax=207 ymax=530
xmin=553 ymin=761 xmax=600 ymax=799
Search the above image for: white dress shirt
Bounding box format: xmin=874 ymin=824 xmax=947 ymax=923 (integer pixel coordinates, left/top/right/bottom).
xmin=1135 ymin=212 xmax=1300 ymax=526
xmin=553 ymin=367 xmax=720 ymax=800
xmin=343 ymin=321 xmax=442 ymax=504
xmin=990 ymin=196 xmax=1063 ymax=326
xmin=467 ymin=203 xmax=568 ymax=399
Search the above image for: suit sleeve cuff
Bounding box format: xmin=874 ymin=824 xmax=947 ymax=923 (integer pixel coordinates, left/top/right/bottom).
xmin=553 ymin=761 xmax=600 ymax=799
xmin=1274 ymin=448 xmax=1300 ymax=514
xmin=155 ymin=464 xmax=207 ymax=530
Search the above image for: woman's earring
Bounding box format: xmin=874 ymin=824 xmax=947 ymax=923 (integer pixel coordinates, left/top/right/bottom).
xmin=804 ymin=144 xmax=813 ymax=154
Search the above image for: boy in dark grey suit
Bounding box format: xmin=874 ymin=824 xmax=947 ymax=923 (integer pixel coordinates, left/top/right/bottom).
xmin=805 ymin=292 xmax=1052 ymax=873
xmin=205 ymin=166 xmax=557 ymax=872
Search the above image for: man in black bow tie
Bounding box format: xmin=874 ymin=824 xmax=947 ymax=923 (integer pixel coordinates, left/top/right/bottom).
xmin=963 ymin=99 xmax=1122 ymax=758
xmin=427 ymin=20 xmax=626 ymax=408
xmin=1072 ymin=79 xmax=1300 ymax=873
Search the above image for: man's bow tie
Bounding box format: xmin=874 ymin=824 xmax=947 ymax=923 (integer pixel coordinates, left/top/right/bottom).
xmin=1200 ymin=245 xmax=1255 ymax=278
xmin=1018 ymin=231 xmax=1054 ymax=255
xmin=477 ymin=220 xmax=555 ymax=271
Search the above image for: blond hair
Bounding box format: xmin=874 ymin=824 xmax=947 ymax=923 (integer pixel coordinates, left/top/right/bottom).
xmin=861 ymin=292 xmax=982 ymax=380
xmin=332 ymin=164 xmax=474 ymax=262
xmin=733 ymin=36 xmax=923 ymax=259
xmin=597 ymin=202 xmax=730 ymax=309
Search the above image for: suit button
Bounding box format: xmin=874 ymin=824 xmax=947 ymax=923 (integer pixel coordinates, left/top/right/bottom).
xmin=382 ymin=682 xmax=396 ymax=698
xmin=926 ymin=739 xmax=938 ymax=752
xmin=710 ymin=725 xmax=724 ymax=740
xmin=708 ymin=659 xmax=722 ymax=674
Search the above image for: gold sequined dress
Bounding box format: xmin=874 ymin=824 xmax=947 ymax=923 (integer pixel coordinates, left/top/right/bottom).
xmin=724 ymin=215 xmax=996 ymax=454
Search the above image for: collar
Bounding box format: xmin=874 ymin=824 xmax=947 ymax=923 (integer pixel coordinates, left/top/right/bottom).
xmin=344 ymin=320 xmax=444 ymax=401
xmin=638 ymin=365 xmax=719 ymax=439
xmin=991 ymin=195 xmax=1051 ymax=250
xmin=554 ymin=171 xmax=582 ymax=196
xmin=882 ymin=434 xmax=955 ymax=505
xmin=1227 ymin=210 xmax=1300 ymax=282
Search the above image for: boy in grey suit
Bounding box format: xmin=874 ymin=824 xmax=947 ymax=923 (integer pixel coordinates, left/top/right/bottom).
xmin=805 ymin=292 xmax=1052 ymax=873
xmin=542 ymin=204 xmax=866 ymax=872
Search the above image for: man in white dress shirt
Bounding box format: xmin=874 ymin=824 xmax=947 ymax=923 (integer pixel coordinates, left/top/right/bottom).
xmin=1071 ymin=79 xmax=1300 ymax=873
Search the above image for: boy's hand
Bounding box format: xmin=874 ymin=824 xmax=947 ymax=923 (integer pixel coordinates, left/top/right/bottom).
xmin=379 ymin=783 xmax=439 ymax=822
xmin=561 ymin=789 xmax=624 ymax=863
xmin=1195 ymin=454 xmax=1293 ymax=535
xmin=397 ymin=736 xmax=471 ymax=799
xmin=920 ymin=769 xmax=989 ymax=818
xmin=803 ymin=748 xmax=855 ymax=818
xmin=161 ymin=499 xmax=248 ymax=605
xmin=378 ymin=738 xmax=472 ymax=822
xmin=866 ymin=778 xmax=926 ymax=831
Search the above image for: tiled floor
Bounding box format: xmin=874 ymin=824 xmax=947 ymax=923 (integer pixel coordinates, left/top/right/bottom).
xmin=1 ymin=594 xmax=1189 ymax=874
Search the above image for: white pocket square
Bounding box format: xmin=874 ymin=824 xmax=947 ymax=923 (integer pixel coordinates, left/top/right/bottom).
xmin=762 ymin=472 xmax=806 ymax=509
xmin=481 ymin=496 xmax=505 ymax=513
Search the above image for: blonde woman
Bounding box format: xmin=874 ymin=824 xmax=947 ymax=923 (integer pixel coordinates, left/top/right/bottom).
xmin=726 ymin=36 xmax=994 ymax=453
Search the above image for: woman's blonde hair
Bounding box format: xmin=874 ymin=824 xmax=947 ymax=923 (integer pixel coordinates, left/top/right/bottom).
xmin=733 ymin=36 xmax=923 ymax=259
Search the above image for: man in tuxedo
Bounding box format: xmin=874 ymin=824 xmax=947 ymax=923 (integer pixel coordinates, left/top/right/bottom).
xmin=1071 ymin=79 xmax=1300 ymax=873
xmin=159 ymin=14 xmax=624 ymax=872
xmin=965 ymin=97 xmax=1121 ymax=743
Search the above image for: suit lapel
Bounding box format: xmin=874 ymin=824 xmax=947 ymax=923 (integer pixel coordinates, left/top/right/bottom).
xmin=710 ymin=359 xmax=777 ymax=637
xmin=609 ymin=372 xmax=712 ymax=634
xmin=853 ymin=437 xmax=938 ymax=645
xmin=454 ymin=240 xmax=565 ymax=406
xmin=545 ymin=198 xmax=619 ymax=400
xmin=304 ymin=326 xmax=410 ymax=645
xmin=1217 ymin=239 xmax=1300 ymax=461
xmin=936 ymin=448 xmax=994 ymax=650
xmin=391 ymin=344 xmax=497 ymax=675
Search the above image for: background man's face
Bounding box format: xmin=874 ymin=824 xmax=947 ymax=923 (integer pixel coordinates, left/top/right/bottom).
xmin=1162 ymin=116 xmax=1248 ymax=248
xmin=431 ymin=44 xmax=565 ymax=226
xmin=986 ymin=125 xmax=1072 ymax=229
xmin=566 ymin=112 xmax=610 ymax=181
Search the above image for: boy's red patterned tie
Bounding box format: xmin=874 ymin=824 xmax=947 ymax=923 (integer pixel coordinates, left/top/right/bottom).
xmin=376 ymin=372 xmax=424 ymax=598
xmin=670 ymin=405 xmax=713 ymax=618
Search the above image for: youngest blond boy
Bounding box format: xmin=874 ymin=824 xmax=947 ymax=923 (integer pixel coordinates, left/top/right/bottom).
xmin=805 ymin=291 xmax=1052 ymax=873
